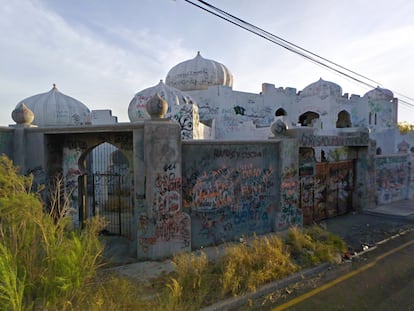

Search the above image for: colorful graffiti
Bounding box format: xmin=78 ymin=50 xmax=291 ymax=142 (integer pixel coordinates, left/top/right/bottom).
xmin=276 ymin=165 xmax=302 ymax=230
xmin=182 ymin=143 xmax=278 ymax=248
xmin=376 ymin=155 xmax=409 ymax=204
xmin=138 ymin=123 xmax=191 ymax=258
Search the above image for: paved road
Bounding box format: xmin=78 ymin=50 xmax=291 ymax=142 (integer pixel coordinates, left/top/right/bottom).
xmin=272 ymin=231 xmax=414 ymax=311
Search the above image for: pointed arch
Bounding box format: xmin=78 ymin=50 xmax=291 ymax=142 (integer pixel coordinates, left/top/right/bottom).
xmin=336 ymin=110 xmax=352 ymax=128
xmin=299 ymin=111 xmax=319 ymax=127
xmin=275 ymin=108 xmax=287 ymax=117
xmin=80 ymin=142 xmax=133 ymax=238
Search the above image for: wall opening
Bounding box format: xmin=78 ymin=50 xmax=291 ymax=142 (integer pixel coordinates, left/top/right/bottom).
xmin=299 ymin=111 xmax=319 ymax=127
xmin=79 ymin=142 xmax=133 ymax=239
xmin=336 ymin=110 xmax=352 ymax=128
xmin=275 ymin=108 xmax=287 ymax=117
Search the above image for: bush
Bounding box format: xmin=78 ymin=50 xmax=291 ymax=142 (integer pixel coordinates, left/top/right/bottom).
xmin=285 ymin=225 xmax=346 ymax=267
xmin=219 ymin=235 xmax=297 ymax=296
xmin=0 ymin=155 xmax=105 ymax=310
xmin=160 ymin=252 xmax=212 ymax=311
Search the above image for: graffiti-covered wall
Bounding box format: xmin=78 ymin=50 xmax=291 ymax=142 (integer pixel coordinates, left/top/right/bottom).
xmin=376 ymin=155 xmax=409 ymax=205
xmin=182 ymin=141 xmax=280 ymax=248
xmin=276 ymin=139 xmax=302 ymax=230
xmin=140 ymin=121 xmax=191 ymax=259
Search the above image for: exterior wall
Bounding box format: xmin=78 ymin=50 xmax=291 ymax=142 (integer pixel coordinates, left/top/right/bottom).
xmin=8 ymin=117 xmax=409 ymax=261
xmin=185 ymin=83 xmax=398 ymax=148
xmin=182 ymin=140 xmax=283 ymax=248
xmin=0 ymin=128 xmax=18 ymax=165
xmin=276 ymin=138 xmax=302 ymax=230
xmin=170 ymin=103 xmax=214 ymax=140
xmin=140 ymin=120 xmax=191 ymax=260
xmin=25 ymin=132 xmax=48 ymax=187
xmin=375 ymin=155 xmax=409 ymax=205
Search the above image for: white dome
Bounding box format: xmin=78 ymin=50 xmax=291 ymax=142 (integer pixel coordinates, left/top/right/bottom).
xmin=364 ymin=87 xmax=394 ymax=101
xmin=16 ymin=85 xmax=90 ymax=127
xmin=165 ymin=51 xmax=233 ymax=91
xmin=301 ymin=78 xmax=342 ymax=99
xmin=128 ymin=80 xmax=197 ymax=122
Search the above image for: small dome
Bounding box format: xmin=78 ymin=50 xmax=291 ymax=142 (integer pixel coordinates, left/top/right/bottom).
xmin=16 ymin=84 xmax=90 ymax=127
xmin=165 ymin=51 xmax=233 ymax=91
xmin=301 ymin=78 xmax=342 ymax=99
xmin=364 ymin=87 xmax=394 ymax=101
xmin=128 ymin=80 xmax=197 ymax=122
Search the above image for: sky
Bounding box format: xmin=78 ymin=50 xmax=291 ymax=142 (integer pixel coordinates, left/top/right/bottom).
xmin=1 ymin=0 xmax=414 ymax=126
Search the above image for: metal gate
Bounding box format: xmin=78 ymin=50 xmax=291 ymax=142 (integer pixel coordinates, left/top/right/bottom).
xmin=300 ymin=160 xmax=355 ymax=225
xmin=79 ymin=172 xmax=133 ymax=239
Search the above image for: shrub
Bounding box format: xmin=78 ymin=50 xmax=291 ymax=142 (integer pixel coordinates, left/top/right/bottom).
xmin=0 ymin=155 xmax=105 ymax=310
xmin=160 ymin=251 xmax=212 ymax=311
xmin=285 ymin=225 xmax=346 ymax=267
xmin=219 ymin=235 xmax=297 ymax=296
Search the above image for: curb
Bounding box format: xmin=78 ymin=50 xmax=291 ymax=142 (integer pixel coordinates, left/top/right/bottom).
xmin=361 ymin=210 xmax=414 ymax=221
xmin=351 ymin=227 xmax=414 ymax=258
xmin=201 ymin=227 xmax=414 ymax=311
xmin=200 ymin=263 xmax=330 ymax=311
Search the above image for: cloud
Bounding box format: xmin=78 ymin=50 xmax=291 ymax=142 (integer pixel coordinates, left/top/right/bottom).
xmin=0 ymin=0 xmax=190 ymax=124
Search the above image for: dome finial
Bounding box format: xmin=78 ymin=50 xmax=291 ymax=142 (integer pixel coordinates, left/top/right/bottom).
xmin=146 ymin=93 xmax=168 ymax=119
xmin=12 ymin=103 xmax=34 ymax=126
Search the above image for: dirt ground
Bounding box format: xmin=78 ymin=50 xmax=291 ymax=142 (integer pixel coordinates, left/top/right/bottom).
xmin=321 ymin=212 xmax=414 ymax=253
xmin=101 ymin=211 xmax=414 ymax=284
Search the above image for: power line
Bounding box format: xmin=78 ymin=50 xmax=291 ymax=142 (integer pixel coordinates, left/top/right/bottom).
xmin=197 ymin=0 xmax=382 ymax=87
xmin=183 ymin=0 xmax=414 ymax=109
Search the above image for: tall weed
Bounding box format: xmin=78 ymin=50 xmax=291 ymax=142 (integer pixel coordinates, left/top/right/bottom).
xmin=285 ymin=225 xmax=346 ymax=267
xmin=160 ymin=251 xmax=212 ymax=311
xmin=220 ymin=235 xmax=297 ymax=296
xmin=0 ymin=242 xmax=25 ymax=311
xmin=0 ymin=155 xmax=105 ymax=310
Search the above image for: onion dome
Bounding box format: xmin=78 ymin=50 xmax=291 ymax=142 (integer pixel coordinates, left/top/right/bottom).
xmin=11 ymin=103 xmax=34 ymax=125
xmin=15 ymin=84 xmax=90 ymax=127
xmin=300 ymin=78 xmax=342 ymax=99
xmin=363 ymin=87 xmax=394 ymax=101
xmin=165 ymin=51 xmax=233 ymax=91
xmin=128 ymin=80 xmax=196 ymax=122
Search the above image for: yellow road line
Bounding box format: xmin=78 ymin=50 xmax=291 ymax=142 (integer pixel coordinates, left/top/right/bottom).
xmin=272 ymin=238 xmax=414 ymax=311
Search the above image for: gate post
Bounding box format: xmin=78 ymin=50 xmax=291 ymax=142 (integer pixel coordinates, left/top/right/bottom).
xmin=138 ymin=117 xmax=191 ymax=260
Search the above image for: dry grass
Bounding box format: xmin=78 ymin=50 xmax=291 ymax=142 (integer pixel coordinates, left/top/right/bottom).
xmin=0 ymin=155 xmax=348 ymax=310
xmin=219 ymin=235 xmax=298 ymax=296
xmin=152 ymin=226 xmax=346 ymax=310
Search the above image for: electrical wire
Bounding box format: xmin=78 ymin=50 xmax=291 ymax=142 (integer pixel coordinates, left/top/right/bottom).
xmin=183 ymin=0 xmax=414 ymax=109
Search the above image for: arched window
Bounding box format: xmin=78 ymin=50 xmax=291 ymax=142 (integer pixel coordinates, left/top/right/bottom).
xmin=275 ymin=108 xmax=287 ymax=117
xmin=299 ymin=111 xmax=319 ymax=127
xmin=336 ymin=110 xmax=352 ymax=128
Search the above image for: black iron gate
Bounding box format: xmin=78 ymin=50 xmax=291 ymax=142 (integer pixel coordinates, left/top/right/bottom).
xmin=79 ymin=173 xmax=133 ymax=239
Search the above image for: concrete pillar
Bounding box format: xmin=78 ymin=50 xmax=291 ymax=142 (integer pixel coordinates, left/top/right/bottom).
xmin=138 ymin=119 xmax=190 ymax=260
xmin=12 ymin=127 xmax=26 ymax=173
xmin=275 ymin=138 xmax=302 ymax=230
xmin=354 ymin=140 xmax=376 ymax=211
